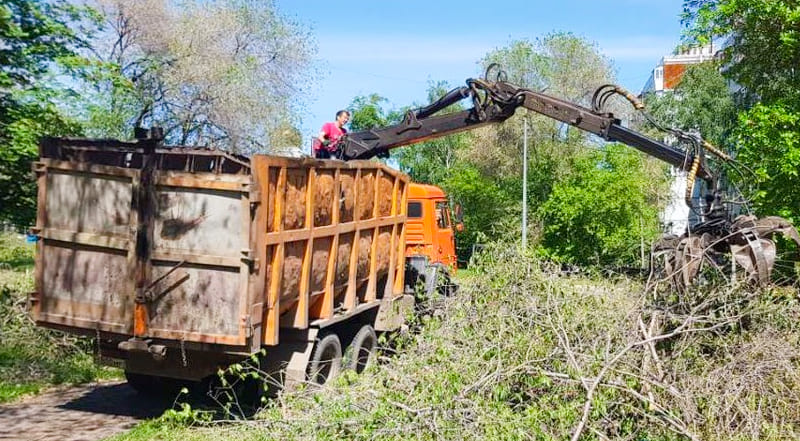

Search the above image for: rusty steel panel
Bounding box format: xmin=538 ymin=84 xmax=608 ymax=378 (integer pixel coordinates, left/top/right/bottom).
xmin=146 ymin=263 xmax=242 ymax=341
xmin=35 ymin=167 xmax=136 ymax=334
xmin=38 ymin=242 xmax=134 ymax=334
xmin=145 ymin=181 xmax=250 ymax=345
xmin=154 ymin=186 xmax=245 ymax=256
xmin=44 ymin=171 xmax=132 ymax=236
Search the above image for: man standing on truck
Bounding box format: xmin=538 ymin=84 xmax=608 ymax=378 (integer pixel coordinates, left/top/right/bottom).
xmin=313 ymin=110 xmax=350 ymax=159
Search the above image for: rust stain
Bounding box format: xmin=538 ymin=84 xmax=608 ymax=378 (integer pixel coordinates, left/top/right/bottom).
xmin=161 ymin=215 xmax=206 ymax=240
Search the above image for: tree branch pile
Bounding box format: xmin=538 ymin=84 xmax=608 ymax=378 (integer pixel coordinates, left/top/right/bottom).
xmin=178 ymin=244 xmax=800 ymax=441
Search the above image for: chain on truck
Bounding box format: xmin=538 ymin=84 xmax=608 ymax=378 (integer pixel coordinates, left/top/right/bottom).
xmin=29 ymin=65 xmax=799 ymax=394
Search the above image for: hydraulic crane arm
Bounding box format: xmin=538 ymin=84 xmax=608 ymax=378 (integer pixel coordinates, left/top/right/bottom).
xmin=338 ymin=73 xmax=711 ymax=182
xmin=336 ymin=67 xmax=800 ymax=289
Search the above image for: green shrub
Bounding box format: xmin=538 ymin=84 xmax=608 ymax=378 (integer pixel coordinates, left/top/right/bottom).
xmin=0 ymin=233 xmax=118 ymax=402
xmin=0 ymin=234 xmax=34 ymax=269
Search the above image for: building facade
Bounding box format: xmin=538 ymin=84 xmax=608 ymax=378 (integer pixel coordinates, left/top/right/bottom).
xmin=641 ymin=44 xmax=718 ymax=95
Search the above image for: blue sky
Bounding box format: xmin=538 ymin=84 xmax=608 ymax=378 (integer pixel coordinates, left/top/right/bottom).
xmin=275 ymin=0 xmax=686 ymax=147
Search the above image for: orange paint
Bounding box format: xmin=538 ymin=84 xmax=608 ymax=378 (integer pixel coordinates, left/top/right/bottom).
xmin=134 ymin=303 xmax=147 ymax=336
xmin=405 ymin=183 xmax=459 ymax=273
xmin=663 ymin=63 xmax=687 ymax=90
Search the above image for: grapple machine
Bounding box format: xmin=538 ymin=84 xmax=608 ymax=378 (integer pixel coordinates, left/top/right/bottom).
xmin=337 ymin=65 xmax=800 ymax=287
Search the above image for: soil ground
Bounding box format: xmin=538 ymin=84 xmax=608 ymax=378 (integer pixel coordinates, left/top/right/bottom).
xmin=0 ymin=381 xmax=170 ymax=441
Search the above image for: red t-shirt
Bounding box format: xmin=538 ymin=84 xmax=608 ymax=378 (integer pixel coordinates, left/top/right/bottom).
xmin=317 ymin=122 xmax=346 ymax=152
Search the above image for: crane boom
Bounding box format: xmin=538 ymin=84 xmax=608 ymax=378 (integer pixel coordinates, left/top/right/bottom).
xmin=336 ymin=67 xmax=800 ymax=289
xmin=338 ymin=76 xmax=710 ymax=181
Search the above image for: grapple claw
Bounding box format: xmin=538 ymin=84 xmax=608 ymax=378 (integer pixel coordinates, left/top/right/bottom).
xmin=651 ymin=216 xmax=798 ymax=288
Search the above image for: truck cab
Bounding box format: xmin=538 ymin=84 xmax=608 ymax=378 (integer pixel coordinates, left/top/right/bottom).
xmin=404 ymin=183 xmax=461 ymax=280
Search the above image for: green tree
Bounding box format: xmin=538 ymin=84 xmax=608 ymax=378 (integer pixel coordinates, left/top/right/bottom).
xmin=478 ymin=33 xmax=666 ymax=265
xmin=0 ymin=0 xmax=96 ymax=228
xmin=85 ymin=0 xmax=316 ymax=152
xmin=644 ymin=62 xmax=737 ymax=146
xmin=538 ymin=144 xmax=663 ymax=266
xmin=683 ymin=0 xmax=800 ymax=222
xmin=345 ymin=34 xmax=669 ymax=266
xmin=682 ymin=0 xmax=800 ymax=104
xmin=474 ymin=33 xmax=616 ymax=178
xmin=394 ymin=81 xmax=470 ymax=184
xmin=733 ymin=103 xmax=800 ymax=223
xmin=348 ymin=93 xmax=394 ymax=131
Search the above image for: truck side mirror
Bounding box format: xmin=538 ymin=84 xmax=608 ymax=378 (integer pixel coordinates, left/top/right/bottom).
xmin=453 ymin=203 xmax=463 ymax=223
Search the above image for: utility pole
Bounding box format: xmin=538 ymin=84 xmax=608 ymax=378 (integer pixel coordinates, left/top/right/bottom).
xmin=522 ymin=119 xmax=528 ymax=249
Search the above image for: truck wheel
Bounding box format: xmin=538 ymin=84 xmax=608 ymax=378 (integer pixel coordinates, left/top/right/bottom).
xmin=344 ymin=325 xmax=377 ymax=374
xmin=307 ymin=333 xmax=342 ymax=385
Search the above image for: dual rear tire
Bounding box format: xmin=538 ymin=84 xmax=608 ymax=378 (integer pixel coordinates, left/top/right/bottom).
xmin=307 ymin=324 xmax=378 ymax=385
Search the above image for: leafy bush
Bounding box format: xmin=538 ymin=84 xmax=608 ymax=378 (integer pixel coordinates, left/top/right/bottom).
xmin=0 ymin=233 xmax=117 ymax=402
xmin=538 ymin=144 xmax=665 ymax=266
xmin=0 ymin=234 xmax=34 ymax=269
xmin=733 ymin=102 xmax=800 ymax=224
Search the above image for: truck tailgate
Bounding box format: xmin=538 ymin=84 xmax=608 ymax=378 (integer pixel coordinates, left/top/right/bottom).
xmin=32 ymin=138 xmax=255 ymax=349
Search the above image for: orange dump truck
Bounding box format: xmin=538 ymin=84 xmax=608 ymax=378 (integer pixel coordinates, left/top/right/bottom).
xmin=30 ymin=131 xmax=458 ymax=388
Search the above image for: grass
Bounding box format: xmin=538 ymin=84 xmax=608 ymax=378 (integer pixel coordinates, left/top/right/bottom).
xmin=0 ymin=233 xmax=121 ymax=403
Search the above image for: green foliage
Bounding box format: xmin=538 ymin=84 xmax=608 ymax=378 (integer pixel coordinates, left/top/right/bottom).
xmin=81 ymin=0 xmax=316 ymax=152
xmin=0 ymin=0 xmax=92 ymax=89
xmin=0 ymin=0 xmax=95 ymax=228
xmin=0 ymin=96 xmax=82 ymax=228
xmin=79 ymin=65 xmax=144 ymax=140
xmin=347 ymin=94 xmax=396 ymax=131
xmin=682 ymin=0 xmax=800 ymax=104
xmin=480 ymin=32 xmax=613 ymax=102
xmin=733 ymin=102 xmax=800 ymax=223
xmin=349 ymin=34 xmax=669 ymax=267
xmin=0 ymin=233 xmax=34 ymax=269
xmin=394 ymin=81 xmax=469 ymax=185
xmin=680 ymin=0 xmax=800 ymax=228
xmin=538 ymin=144 xmax=663 ymax=265
xmin=441 ymin=163 xmax=517 ymax=260
xmin=159 ymin=400 xmax=213 ymax=427
xmin=644 ymin=62 xmax=737 ymax=146
xmin=474 ymin=34 xmax=667 ymax=266
xmin=0 ymin=234 xmax=118 ymax=403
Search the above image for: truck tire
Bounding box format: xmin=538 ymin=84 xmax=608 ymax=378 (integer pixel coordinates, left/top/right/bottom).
xmin=344 ymin=324 xmax=377 ymax=374
xmin=307 ymin=333 xmax=342 ymax=385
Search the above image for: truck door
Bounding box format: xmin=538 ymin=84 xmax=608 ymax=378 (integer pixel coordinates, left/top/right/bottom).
xmin=433 ymin=201 xmax=456 ymax=270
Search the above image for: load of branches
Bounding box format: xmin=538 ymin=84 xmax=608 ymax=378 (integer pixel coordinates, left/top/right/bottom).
xmin=170 ymin=244 xmax=797 ymax=441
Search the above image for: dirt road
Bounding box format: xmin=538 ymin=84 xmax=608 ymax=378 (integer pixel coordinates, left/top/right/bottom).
xmin=0 ymin=381 xmax=170 ymax=441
